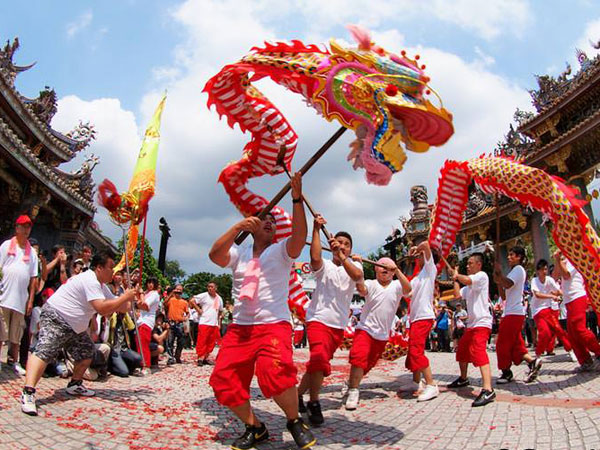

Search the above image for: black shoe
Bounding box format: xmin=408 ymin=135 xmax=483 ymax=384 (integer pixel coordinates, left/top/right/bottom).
xmin=202 ymin=359 xmax=215 ymax=366
xmin=496 ymin=369 xmax=514 ymax=384
xmin=175 ymin=359 xmax=182 ymax=364
xmin=306 ymin=400 xmax=324 ymax=426
xmin=167 ymin=358 xmax=176 ymax=366
xmin=526 ymin=358 xmax=543 ymax=383
xmin=472 ymin=389 xmax=496 ymax=407
xmin=197 ymin=360 xmax=204 ymax=367
xmin=231 ymin=422 xmax=269 ymax=450
xmin=546 ymin=351 xmax=555 ymax=356
xmin=298 ymin=395 xmax=307 ymax=414
xmin=447 ymin=377 xmax=469 ymax=388
xmin=286 ymin=418 xmax=316 ymax=449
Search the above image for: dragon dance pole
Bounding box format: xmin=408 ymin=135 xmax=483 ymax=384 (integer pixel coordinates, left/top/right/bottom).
xmin=139 ymin=214 xmax=148 ymax=278
xmin=122 ymin=226 xmax=147 ymax=368
xmin=234 ymin=126 xmax=347 ymax=245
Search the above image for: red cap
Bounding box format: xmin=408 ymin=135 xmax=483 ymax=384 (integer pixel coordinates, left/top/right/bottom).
xmin=15 ymin=215 xmax=32 ymax=226
xmin=42 ymin=287 xmax=55 ymax=298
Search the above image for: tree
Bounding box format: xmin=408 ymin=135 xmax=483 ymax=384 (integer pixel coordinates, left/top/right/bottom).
xmin=165 ymin=259 xmax=186 ymax=286
xmin=182 ymin=271 xmax=233 ymax=304
xmin=117 ymin=236 xmax=168 ymax=289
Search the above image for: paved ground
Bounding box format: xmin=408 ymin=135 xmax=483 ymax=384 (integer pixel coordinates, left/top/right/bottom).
xmin=1 ymin=346 xmax=600 ymax=450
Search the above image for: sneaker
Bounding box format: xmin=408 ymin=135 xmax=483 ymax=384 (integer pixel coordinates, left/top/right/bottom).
xmin=417 ymin=384 xmax=439 ymax=402
xmin=526 ymin=358 xmax=542 ymax=383
xmin=345 ymin=388 xmax=360 ymax=410
xmin=471 ymin=389 xmax=496 ymax=407
xmin=447 ymin=377 xmax=470 ymax=388
xmin=298 ymin=395 xmax=307 ymax=414
xmin=231 ymin=422 xmax=269 ymax=450
xmin=197 ymin=360 xmax=204 ymax=367
xmin=13 ymin=363 xmax=26 ymax=376
xmin=339 ymin=381 xmax=349 ymax=399
xmin=496 ymin=369 xmax=514 ymax=384
xmin=577 ymin=358 xmax=596 ymax=372
xmin=21 ymin=391 xmax=37 ymax=416
xmin=306 ymin=400 xmax=324 ymax=426
xmin=65 ymin=381 xmax=95 ymax=397
xmin=141 ymin=368 xmax=151 ymax=377
xmin=286 ymin=418 xmax=316 ymax=449
xmin=167 ymin=358 xmax=176 ymax=365
xmin=202 ymin=359 xmax=214 ymax=366
xmin=545 ymin=351 xmax=556 ymax=356
xmin=569 ymin=351 xmax=577 ymax=362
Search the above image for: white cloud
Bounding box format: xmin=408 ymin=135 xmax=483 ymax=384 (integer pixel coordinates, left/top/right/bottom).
xmin=573 ymin=17 xmax=600 ymax=62
xmin=52 ymin=0 xmax=532 ymax=274
xmin=66 ymin=11 xmax=93 ymax=38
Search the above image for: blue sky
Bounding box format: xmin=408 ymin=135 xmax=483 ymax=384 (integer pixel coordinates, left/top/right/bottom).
xmin=2 ymin=0 xmax=600 ymax=273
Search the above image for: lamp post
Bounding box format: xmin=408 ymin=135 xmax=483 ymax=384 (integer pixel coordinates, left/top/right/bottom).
xmin=158 ymin=217 xmax=170 ymax=275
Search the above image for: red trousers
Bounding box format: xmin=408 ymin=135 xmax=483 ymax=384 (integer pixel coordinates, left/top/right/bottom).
xmin=349 ymin=329 xmax=387 ymax=375
xmin=209 ymin=322 xmax=297 ymax=407
xmin=547 ymin=310 xmax=560 ymax=352
xmin=138 ymin=324 xmax=152 ymax=368
xmin=405 ymin=319 xmax=434 ymax=372
xmin=293 ymin=330 xmax=304 ymax=347
xmin=566 ymin=296 xmax=600 ymax=364
xmin=456 ymin=327 xmax=491 ymax=367
xmin=196 ymin=324 xmax=220 ymax=359
xmin=305 ymin=321 xmax=344 ymax=376
xmin=534 ymin=308 xmax=572 ymax=356
xmin=496 ymin=315 xmax=528 ymax=370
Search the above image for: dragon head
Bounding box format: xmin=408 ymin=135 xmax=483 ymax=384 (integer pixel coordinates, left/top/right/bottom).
xmin=312 ymin=25 xmax=454 ymax=185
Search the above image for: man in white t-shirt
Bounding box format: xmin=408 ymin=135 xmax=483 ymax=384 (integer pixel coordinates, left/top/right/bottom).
xmin=208 ymin=173 xmax=315 ymax=450
xmin=530 ymin=259 xmax=575 ymax=361
xmin=191 ymin=281 xmax=223 ymax=366
xmin=137 ymin=277 xmax=160 ymax=371
xmin=344 ymin=257 xmax=411 ymax=410
xmin=448 ymin=253 xmax=495 ymax=407
xmin=405 ymin=241 xmax=439 ymax=402
xmin=553 ymin=250 xmax=600 ymax=371
xmin=0 ymin=215 xmax=39 ymax=376
xmin=493 ymin=246 xmax=541 ymax=384
xmin=297 ymin=214 xmax=363 ymax=425
xmin=20 ymin=249 xmax=137 ymax=416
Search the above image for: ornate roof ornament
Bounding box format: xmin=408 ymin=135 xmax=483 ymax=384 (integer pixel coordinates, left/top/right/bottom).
xmin=0 ymin=38 xmax=35 ymax=85
xmin=53 ymin=153 xmax=100 ymax=203
xmin=493 ymin=121 xmax=534 ymax=160
xmin=65 ymin=121 xmax=97 ymax=151
xmin=529 ymin=63 xmax=572 ymax=113
xmin=28 ymin=86 xmax=58 ymax=124
xmin=513 ymin=108 xmax=534 ymax=127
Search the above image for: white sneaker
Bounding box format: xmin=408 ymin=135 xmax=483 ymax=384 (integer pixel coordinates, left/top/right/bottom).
xmin=65 ymin=381 xmax=95 ymax=396
xmin=339 ymin=381 xmax=349 ymax=398
xmin=13 ymin=363 xmax=26 ymax=376
xmin=345 ymin=388 xmax=360 ymax=410
xmin=141 ymin=368 xmax=151 ymax=376
xmin=21 ymin=392 xmax=37 ymax=416
xmin=417 ymin=384 xmax=439 ymax=402
xmin=569 ymin=351 xmax=577 ymax=362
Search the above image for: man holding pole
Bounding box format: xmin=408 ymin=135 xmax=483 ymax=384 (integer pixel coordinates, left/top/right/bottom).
xmin=297 ymin=214 xmax=362 ymax=425
xmin=20 ymin=249 xmax=137 ymax=416
xmin=208 ymin=173 xmax=316 ymax=450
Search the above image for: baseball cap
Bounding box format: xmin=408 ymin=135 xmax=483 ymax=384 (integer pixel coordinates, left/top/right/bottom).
xmin=16 ymin=215 xmax=32 ymax=226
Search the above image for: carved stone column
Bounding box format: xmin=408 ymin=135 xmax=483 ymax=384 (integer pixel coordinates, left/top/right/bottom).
xmin=530 ymin=212 xmax=550 ymax=263
xmin=571 ymin=177 xmax=595 ymax=223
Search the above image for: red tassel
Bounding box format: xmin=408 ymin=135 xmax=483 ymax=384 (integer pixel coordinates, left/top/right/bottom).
xmin=97 ymin=179 xmax=122 ymax=212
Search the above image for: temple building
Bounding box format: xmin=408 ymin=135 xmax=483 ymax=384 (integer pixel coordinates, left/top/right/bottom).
xmin=0 ymin=38 xmax=116 ymax=255
xmin=458 ymin=45 xmax=600 ymax=265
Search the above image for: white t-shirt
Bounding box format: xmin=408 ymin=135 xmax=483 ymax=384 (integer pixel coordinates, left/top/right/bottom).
xmin=305 ymin=259 xmax=363 ymax=329
xmin=531 ymin=276 xmax=560 ymax=317
xmin=194 ymin=292 xmax=224 ymax=326
xmin=188 ymin=306 xmax=199 ymax=322
xmin=47 ymin=270 xmax=115 ymax=333
xmin=502 ymin=265 xmax=526 ymax=317
xmin=357 ymin=279 xmax=403 ymax=340
xmin=409 ymin=254 xmax=436 ymax=323
xmin=561 ymin=260 xmax=587 ymax=304
xmin=460 ymin=271 xmax=492 ymax=329
xmin=454 ymin=309 xmax=467 ymax=328
xmin=228 ymin=240 xmax=293 ymax=325
xmin=0 ymin=239 xmax=39 ymax=314
xmin=137 ymin=290 xmax=160 ymax=329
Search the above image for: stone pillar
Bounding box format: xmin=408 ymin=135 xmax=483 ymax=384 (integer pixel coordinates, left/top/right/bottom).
xmin=571 ymin=177 xmax=595 ymax=223
xmin=530 ymin=211 xmax=550 ymax=264
xmin=499 ymin=246 xmax=509 ymax=273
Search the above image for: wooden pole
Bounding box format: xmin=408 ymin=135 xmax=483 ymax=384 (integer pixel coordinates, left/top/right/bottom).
xmin=304 ymin=241 xmax=389 ymax=269
xmin=234 ymin=126 xmax=347 ymax=245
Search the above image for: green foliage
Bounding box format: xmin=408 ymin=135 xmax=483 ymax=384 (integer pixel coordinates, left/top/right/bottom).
xmin=117 ymin=236 xmax=168 ymax=288
xmin=182 ymin=271 xmax=233 ymax=304
xmin=165 ymin=259 xmax=186 ymax=286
